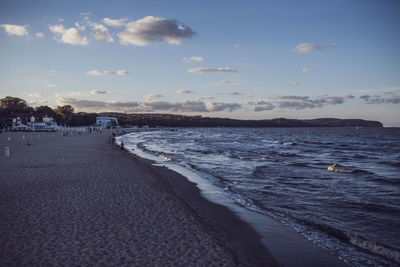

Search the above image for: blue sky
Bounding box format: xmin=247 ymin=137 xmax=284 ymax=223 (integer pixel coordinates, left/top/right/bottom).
xmin=1 ymin=0 xmax=399 ymax=126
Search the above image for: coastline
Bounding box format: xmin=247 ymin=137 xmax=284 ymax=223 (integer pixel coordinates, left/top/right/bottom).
xmin=119 ymin=131 xmax=349 ymax=267
xmin=0 ymin=131 xmax=277 ymax=266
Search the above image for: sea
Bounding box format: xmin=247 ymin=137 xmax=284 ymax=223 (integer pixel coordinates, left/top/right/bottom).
xmin=120 ymin=127 xmax=400 ymax=266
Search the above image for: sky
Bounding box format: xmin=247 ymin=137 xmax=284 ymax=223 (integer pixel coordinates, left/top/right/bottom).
xmin=0 ymin=0 xmax=399 ymax=126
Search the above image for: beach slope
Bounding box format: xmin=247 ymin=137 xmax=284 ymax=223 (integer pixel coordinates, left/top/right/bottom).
xmin=0 ymin=132 xmax=277 ymax=266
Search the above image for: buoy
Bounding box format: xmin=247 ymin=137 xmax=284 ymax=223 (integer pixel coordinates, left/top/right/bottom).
xmin=120 ymin=142 xmax=124 ymax=150
xmin=26 ymin=140 xmax=31 ymax=146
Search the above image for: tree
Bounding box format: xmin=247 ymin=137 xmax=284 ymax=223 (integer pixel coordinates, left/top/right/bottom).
xmin=35 ymin=105 xmax=61 ymax=124
xmin=0 ymin=96 xmax=28 ymax=113
xmin=55 ymin=105 xmax=74 ymax=125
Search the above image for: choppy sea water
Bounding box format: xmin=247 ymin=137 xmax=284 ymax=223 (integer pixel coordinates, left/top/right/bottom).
xmin=121 ymin=127 xmax=400 ymax=266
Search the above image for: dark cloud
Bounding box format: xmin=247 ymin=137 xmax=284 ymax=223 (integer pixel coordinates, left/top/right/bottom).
xmin=60 ymin=98 xmax=139 ymax=111
xmin=360 ymin=93 xmax=400 ymax=104
xmin=206 ymin=102 xmax=241 ymax=112
xmin=59 ymin=98 xmax=242 ymax=113
xmin=245 ymin=95 xmax=354 ymax=111
xmin=141 ymin=101 xmax=207 ymax=112
xmin=227 ymin=91 xmax=242 ymax=96
xmin=254 ymin=103 xmax=275 ymax=111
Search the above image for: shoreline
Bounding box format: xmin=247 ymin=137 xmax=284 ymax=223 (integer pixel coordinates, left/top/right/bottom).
xmin=118 ymin=131 xmax=348 ymax=267
xmin=0 ymin=131 xmax=277 ymax=266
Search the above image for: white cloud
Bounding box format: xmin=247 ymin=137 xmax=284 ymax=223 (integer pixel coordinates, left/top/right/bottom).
xmin=91 ymin=23 xmax=114 ymax=42
xmin=294 ymin=43 xmax=336 ymax=54
xmin=291 ymin=82 xmax=300 ymax=86
xmin=183 ymin=56 xmax=203 ymax=63
xmin=28 ymin=93 xmax=45 ymax=98
xmin=103 ymin=17 xmax=128 ymax=28
xmin=86 ymin=70 xmax=129 ymax=76
xmin=36 ymin=32 xmax=44 ymax=38
xmin=45 ymin=83 xmax=56 ymax=88
xmin=48 ymin=24 xmax=89 ymax=45
xmin=117 ymin=16 xmax=195 ymax=46
xmin=144 ymin=94 xmax=163 ymax=101
xmin=90 ymin=89 xmax=112 ymax=95
xmin=1 ymin=24 xmax=29 ymax=36
xmin=188 ymin=67 xmax=236 ymax=74
xmin=176 ymin=89 xmax=194 ymax=94
xmin=80 ymin=12 xmax=91 ymax=21
xmin=87 ymin=70 xmax=109 ymax=76
xmin=234 ymin=44 xmax=239 ymax=48
xmin=302 ymin=68 xmax=314 ymax=72
xmin=115 ymin=70 xmax=129 ymax=76
xmin=294 ymin=43 xmax=321 ymax=53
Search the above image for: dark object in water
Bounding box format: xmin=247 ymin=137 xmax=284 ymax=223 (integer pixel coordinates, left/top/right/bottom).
xmin=120 ymin=142 xmax=124 ymax=150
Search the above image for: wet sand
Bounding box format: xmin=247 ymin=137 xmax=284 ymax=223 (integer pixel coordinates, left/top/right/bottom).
xmin=0 ymin=131 xmax=277 ymax=266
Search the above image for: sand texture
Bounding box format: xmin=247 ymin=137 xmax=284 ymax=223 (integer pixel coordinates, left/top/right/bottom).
xmin=0 ymin=131 xmax=277 ymax=266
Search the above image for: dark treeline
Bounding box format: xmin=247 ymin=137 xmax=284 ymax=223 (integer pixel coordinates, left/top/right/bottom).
xmin=0 ymin=96 xmax=383 ymax=128
xmin=0 ymin=96 xmax=97 ymax=127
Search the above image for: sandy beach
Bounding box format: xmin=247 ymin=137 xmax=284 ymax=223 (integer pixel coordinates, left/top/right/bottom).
xmin=0 ymin=131 xmax=277 ymax=266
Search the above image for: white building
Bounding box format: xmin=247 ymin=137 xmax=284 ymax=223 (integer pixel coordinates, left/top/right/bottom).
xmin=27 ymin=115 xmax=59 ymax=131
xmin=96 ymin=117 xmax=119 ymax=129
xmin=12 ymin=117 xmax=30 ymax=130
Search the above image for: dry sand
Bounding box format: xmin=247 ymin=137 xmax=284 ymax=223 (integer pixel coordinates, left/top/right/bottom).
xmin=0 ymin=131 xmax=277 ymax=266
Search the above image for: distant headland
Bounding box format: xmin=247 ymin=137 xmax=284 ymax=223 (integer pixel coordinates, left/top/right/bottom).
xmin=101 ymin=113 xmax=383 ymax=128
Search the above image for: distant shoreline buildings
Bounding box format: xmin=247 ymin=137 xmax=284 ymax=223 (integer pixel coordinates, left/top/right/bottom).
xmin=2 ymin=114 xmax=59 ymax=131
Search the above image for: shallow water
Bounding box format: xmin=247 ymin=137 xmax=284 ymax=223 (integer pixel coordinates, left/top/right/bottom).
xmin=122 ymin=127 xmax=400 ymax=266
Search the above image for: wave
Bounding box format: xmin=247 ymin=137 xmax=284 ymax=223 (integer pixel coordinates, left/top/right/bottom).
xmin=378 ymin=161 xmax=400 ymax=167
xmin=252 ymin=165 xmax=269 ymax=177
xmin=222 ymin=186 xmax=398 ymax=265
xmin=372 ymin=177 xmax=400 ymax=186
xmin=349 ymin=235 xmax=400 ymax=264
xmin=279 ymin=152 xmax=298 ymax=157
xmin=288 ymin=162 xmax=310 ymax=168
